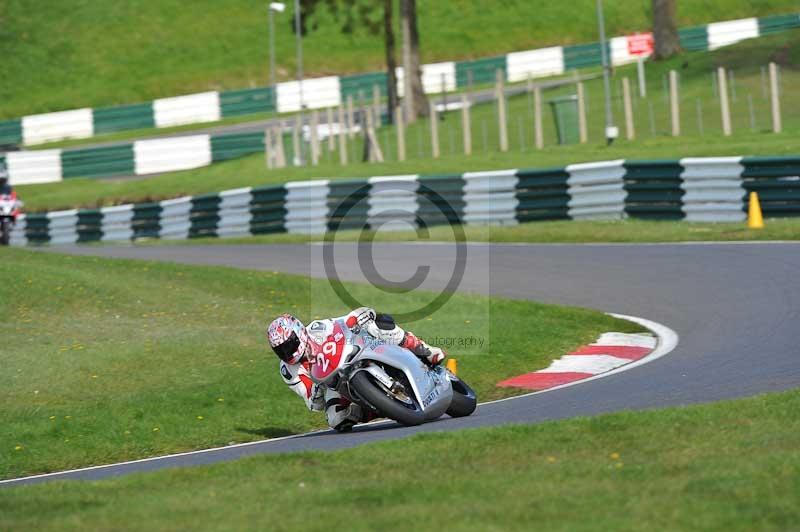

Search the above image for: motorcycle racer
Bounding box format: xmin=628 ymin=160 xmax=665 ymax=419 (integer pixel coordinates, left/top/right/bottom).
xmin=0 ymin=164 xmax=22 ymax=245
xmin=266 ymin=308 xmax=445 ymax=432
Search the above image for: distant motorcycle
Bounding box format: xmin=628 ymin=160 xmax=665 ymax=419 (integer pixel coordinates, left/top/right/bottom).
xmin=0 ymin=192 xmax=21 ymax=246
xmin=309 ymin=320 xmax=477 ymax=427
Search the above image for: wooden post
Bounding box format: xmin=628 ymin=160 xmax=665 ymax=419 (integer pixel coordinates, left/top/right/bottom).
xmin=346 ymin=95 xmax=355 ymax=139
xmin=769 ymin=62 xmax=782 ymax=133
xmin=365 ymin=110 xmax=384 ymax=163
xmin=637 ymin=57 xmax=646 ymax=98
xmin=264 ymin=129 xmax=273 ymax=169
xmin=395 ymin=105 xmax=406 ymax=162
xmin=309 ymin=110 xmax=320 ymax=165
xmin=577 ymin=82 xmax=588 ymax=143
xmin=274 ymin=126 xmax=286 ymax=168
xmin=430 ymin=101 xmax=440 ymax=159
xmin=718 ymin=67 xmax=732 ymax=136
xmin=622 ymin=77 xmax=635 ymax=140
xmin=372 ymin=84 xmax=382 ymax=128
xmin=669 ymin=70 xmax=680 ymax=137
xmin=496 ymin=69 xmax=508 ymax=152
xmin=534 ymin=86 xmax=543 ymax=149
xmin=461 ymin=93 xmax=472 ymax=155
xmin=292 ymin=117 xmax=302 ymax=166
xmin=326 ymin=107 xmax=335 ymax=150
xmin=337 ymin=104 xmax=348 ymax=165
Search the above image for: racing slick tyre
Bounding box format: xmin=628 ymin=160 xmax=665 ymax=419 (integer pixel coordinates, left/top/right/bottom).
xmin=0 ymin=220 xmax=10 ymax=246
xmin=350 ymin=371 xmax=426 ymax=427
xmin=446 ymin=375 xmax=477 ymax=417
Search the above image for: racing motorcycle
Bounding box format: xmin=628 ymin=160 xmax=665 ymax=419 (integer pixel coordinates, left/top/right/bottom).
xmin=309 ymin=320 xmax=477 ymax=427
xmin=0 ymin=192 xmax=20 ymax=246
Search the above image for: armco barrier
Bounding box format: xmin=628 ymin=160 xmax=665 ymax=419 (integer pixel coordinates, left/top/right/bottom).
xmin=10 ymin=156 xmax=800 ymax=246
xmin=566 ymin=160 xmax=627 ymax=220
xmin=680 ymin=157 xmax=746 ymax=222
xmin=1 ymin=13 xmax=797 ymax=147
xmin=463 ymin=169 xmax=518 ymax=225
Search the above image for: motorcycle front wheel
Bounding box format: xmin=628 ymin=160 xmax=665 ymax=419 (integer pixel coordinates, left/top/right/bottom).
xmin=446 ymin=374 xmax=477 ymax=417
xmin=349 ymin=371 xmax=426 ymax=426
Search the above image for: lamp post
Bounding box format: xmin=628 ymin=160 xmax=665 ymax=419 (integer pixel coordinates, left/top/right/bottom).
xmin=268 ymin=3 xmax=285 ymax=108
xmin=294 ymin=0 xmax=304 ymax=111
xmin=596 ymin=0 xmax=618 ymax=145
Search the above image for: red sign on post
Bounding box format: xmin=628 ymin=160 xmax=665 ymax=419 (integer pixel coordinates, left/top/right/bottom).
xmin=627 ymin=32 xmax=654 ymax=56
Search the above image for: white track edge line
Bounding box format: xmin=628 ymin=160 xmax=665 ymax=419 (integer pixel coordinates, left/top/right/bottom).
xmin=0 ymin=313 xmax=678 ymax=487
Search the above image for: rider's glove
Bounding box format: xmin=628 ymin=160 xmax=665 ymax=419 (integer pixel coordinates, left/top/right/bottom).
xmin=402 ymin=332 xmax=445 ymax=365
xmin=346 ymin=307 xmax=376 ymax=330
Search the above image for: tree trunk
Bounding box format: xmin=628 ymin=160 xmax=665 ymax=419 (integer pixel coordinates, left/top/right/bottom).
xmin=400 ymin=0 xmax=428 ymax=122
xmin=652 ymin=0 xmax=681 ymax=60
xmin=383 ymin=0 xmax=398 ymax=124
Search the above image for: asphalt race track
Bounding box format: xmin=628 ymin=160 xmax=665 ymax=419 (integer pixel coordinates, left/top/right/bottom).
xmin=7 ymin=241 xmax=799 ymax=486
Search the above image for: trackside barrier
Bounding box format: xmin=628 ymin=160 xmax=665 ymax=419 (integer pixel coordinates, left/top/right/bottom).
xmin=463 ymin=170 xmax=518 ymax=225
xmin=367 ymin=175 xmax=419 ymax=232
xmin=8 ymin=126 xmax=324 ymax=186
xmin=284 ymin=180 xmax=330 ymax=234
xmin=216 ymin=187 xmax=253 ymax=238
xmin=680 ymin=157 xmax=746 ymax=222
xmin=1 ymin=13 xmax=797 ymax=147
xmin=566 ymin=160 xmax=627 ymax=220
xmin=9 ymin=156 xmax=800 ymax=246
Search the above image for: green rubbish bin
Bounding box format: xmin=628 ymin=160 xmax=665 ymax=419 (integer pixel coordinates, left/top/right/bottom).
xmin=548 ymin=95 xmax=580 ymax=145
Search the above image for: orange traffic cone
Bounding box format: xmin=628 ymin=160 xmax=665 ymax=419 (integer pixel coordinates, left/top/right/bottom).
xmin=748 ymin=191 xmax=764 ymax=229
xmin=446 ymin=358 xmax=458 ymax=375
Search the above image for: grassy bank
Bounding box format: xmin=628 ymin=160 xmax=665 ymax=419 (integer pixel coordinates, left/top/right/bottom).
xmin=17 ymin=31 xmax=800 ymax=213
xmin=3 ymin=388 xmax=799 ymax=530
xmin=140 ymin=218 xmax=800 ymax=246
xmin=0 ymin=247 xmax=638 ymax=479
xmin=2 ymin=1 xmax=797 ymax=118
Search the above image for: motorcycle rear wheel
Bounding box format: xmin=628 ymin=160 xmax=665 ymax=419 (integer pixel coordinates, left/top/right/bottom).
xmin=0 ymin=220 xmax=10 ymax=246
xmin=350 ymin=371 xmax=425 ymax=426
xmin=446 ymin=375 xmax=477 ymax=417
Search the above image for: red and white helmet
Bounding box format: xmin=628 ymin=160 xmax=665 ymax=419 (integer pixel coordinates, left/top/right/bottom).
xmin=267 ymin=314 xmax=309 ymax=364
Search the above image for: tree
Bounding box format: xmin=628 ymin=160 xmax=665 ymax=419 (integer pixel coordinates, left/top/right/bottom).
xmin=652 ymin=0 xmax=681 ymax=59
xmin=382 ymin=0 xmax=398 ymax=122
xmin=295 ymin=0 xmax=400 ymax=123
xmin=400 ymin=0 xmax=428 ymax=121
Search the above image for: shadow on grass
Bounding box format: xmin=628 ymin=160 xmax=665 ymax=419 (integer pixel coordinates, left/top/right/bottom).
xmin=235 ymin=426 xmax=297 ymax=439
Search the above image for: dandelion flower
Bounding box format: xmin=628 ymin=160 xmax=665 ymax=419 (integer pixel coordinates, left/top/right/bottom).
xmin=546 ymin=456 xmax=557 ymax=464
xmin=610 ymin=452 xmax=620 ymax=460
xmin=152 ymin=427 xmax=160 ymax=432
xmin=197 ymin=416 xmax=204 ymax=420
xmin=15 ymin=445 xmax=23 ymax=451
xmin=49 ymin=416 xmax=56 ymax=420
xmin=91 ymin=375 xmax=98 ymax=379
xmin=217 ymin=398 xmax=224 ymax=402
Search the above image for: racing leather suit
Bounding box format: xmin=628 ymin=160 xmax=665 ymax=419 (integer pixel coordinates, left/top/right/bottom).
xmin=278 ymin=307 xmax=445 ymax=431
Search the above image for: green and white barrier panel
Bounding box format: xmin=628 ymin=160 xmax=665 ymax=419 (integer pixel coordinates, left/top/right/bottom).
xmin=5 ymin=128 xmax=306 ymax=185
xmin=10 ymin=156 xmax=800 ymax=246
xmin=2 ymin=13 xmax=797 ymax=147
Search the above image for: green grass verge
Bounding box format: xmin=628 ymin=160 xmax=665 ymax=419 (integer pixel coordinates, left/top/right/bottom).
xmin=3 ymin=388 xmax=799 ymax=530
xmin=0 ymin=247 xmax=640 ymax=479
xmin=17 ymin=31 xmax=800 ymax=213
xmin=136 ymin=218 xmax=800 ymax=246
xmin=2 ymin=0 xmax=797 ymax=119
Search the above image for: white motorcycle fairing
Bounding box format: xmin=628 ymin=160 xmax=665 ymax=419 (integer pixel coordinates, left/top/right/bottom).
xmin=350 ymin=341 xmax=454 ymax=420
